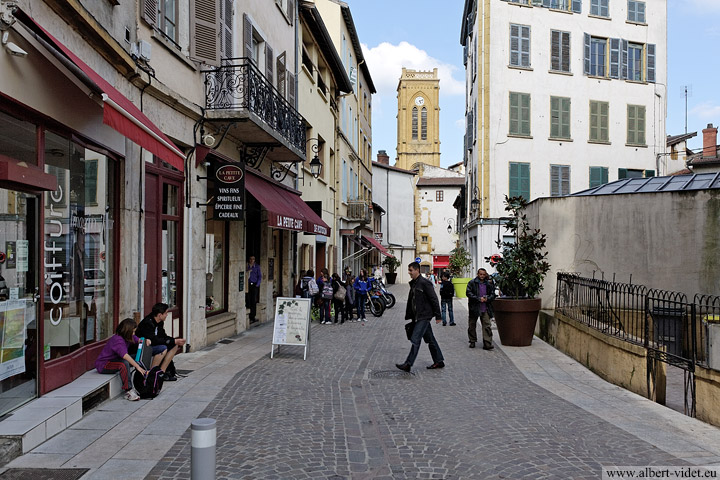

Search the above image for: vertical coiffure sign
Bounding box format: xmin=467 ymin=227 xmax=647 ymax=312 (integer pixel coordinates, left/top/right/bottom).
xmin=211 ymin=160 xmax=245 ymax=221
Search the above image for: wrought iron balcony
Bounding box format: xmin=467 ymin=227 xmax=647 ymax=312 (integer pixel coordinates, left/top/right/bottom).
xmin=204 ymin=58 xmax=306 ymax=153
xmin=346 ymin=200 xmax=371 ymax=223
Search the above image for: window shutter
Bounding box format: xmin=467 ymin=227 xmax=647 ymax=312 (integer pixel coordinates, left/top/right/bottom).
xmin=621 ymin=40 xmax=629 ymax=80
xmin=600 ymin=102 xmax=609 ymax=141
xmin=551 ymin=31 xmax=560 ymax=71
xmin=509 ymin=92 xmax=518 ymax=134
xmin=589 ymin=167 xmax=601 ymax=187
xmin=561 ymin=97 xmax=571 ymax=138
xmin=421 ymin=107 xmax=428 ymax=140
xmin=509 ymin=163 xmax=519 ymax=197
xmin=142 ymin=0 xmax=157 ymax=26
xmin=520 ymin=26 xmax=530 ymax=67
xmin=510 ymin=24 xmax=520 ymax=66
xmin=628 ymin=0 xmax=637 ymax=21
xmin=550 ymin=96 xmax=559 ymax=138
xmin=627 ymin=105 xmax=636 ymax=144
xmin=590 ymin=0 xmax=598 ymax=14
xmin=190 ymin=0 xmax=220 ymax=66
xmin=647 ymin=44 xmax=656 ymax=83
xmin=287 ymin=71 xmax=296 ymax=106
xmin=601 ymin=0 xmax=609 ymax=16
xmin=637 ymin=106 xmax=646 ymax=144
xmin=572 ymin=0 xmax=581 ymax=13
xmin=589 ymin=101 xmax=598 ymax=140
xmin=562 ymin=165 xmax=570 ymax=195
xmin=265 ymin=44 xmax=274 ymax=83
xmin=521 ymin=93 xmax=531 ymax=136
xmin=221 ymin=0 xmax=233 ymax=60
xmin=551 ymin=166 xmax=560 ymax=196
xmin=602 ymin=167 xmax=608 ymax=184
xmin=243 ymin=13 xmax=253 ymax=60
xmin=276 ymin=52 xmax=286 ymax=96
xmin=609 ymin=38 xmax=620 ymax=79
xmin=287 ymin=0 xmax=295 ymax=25
xmin=584 ymin=33 xmax=591 ymax=75
xmin=463 ymin=44 xmax=468 ymax=66
xmin=520 ymin=163 xmax=530 ymax=199
xmin=644 ymin=169 xmax=655 ymax=178
xmin=618 ymin=168 xmax=628 ymax=179
xmin=561 ymin=32 xmax=570 ymax=72
xmin=638 ymin=1 xmax=646 ymax=22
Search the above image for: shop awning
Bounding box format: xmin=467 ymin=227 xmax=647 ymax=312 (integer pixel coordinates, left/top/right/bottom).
xmin=16 ymin=10 xmax=185 ymax=171
xmin=433 ymin=255 xmax=450 ymax=269
xmin=361 ymin=235 xmax=394 ymax=257
xmin=245 ymin=170 xmax=330 ymax=236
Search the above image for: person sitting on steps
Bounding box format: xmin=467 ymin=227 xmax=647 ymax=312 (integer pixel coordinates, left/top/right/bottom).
xmin=136 ymin=302 xmax=187 ymax=381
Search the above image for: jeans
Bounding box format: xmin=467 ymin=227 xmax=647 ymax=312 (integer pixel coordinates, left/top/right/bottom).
xmin=441 ymin=299 xmax=454 ymax=325
xmin=356 ymin=293 xmax=366 ymax=319
xmin=320 ymin=299 xmax=331 ymax=323
xmin=333 ymin=299 xmax=345 ymax=323
xmin=404 ymin=318 xmax=444 ymax=367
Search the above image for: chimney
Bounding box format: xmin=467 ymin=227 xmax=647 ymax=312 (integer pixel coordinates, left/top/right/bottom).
xmin=703 ymin=123 xmax=718 ymax=158
xmin=376 ymin=150 xmax=389 ymax=165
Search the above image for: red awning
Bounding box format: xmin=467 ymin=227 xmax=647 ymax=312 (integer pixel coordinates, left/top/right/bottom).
xmin=245 ymin=170 xmax=330 ymax=236
xmin=433 ymin=255 xmax=449 ymax=269
xmin=18 ymin=11 xmax=185 ymax=171
xmin=361 ymin=235 xmax=394 ymax=257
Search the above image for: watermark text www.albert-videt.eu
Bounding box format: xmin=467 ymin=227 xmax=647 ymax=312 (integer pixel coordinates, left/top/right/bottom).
xmin=603 ymin=467 xmax=720 ymax=479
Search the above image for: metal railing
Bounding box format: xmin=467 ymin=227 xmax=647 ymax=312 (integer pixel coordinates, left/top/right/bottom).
xmin=556 ymin=273 xmax=715 ymax=367
xmin=204 ymin=57 xmax=305 ymax=152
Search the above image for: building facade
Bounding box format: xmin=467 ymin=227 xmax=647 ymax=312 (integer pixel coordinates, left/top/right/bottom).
xmin=395 ymin=68 xmax=441 ymax=171
xmin=460 ymin=0 xmax=667 ymax=271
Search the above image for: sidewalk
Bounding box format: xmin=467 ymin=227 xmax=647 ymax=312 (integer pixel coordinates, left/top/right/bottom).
xmin=2 ymin=289 xmax=719 ymax=478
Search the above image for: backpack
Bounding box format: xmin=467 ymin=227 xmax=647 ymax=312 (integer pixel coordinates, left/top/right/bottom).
xmin=133 ymin=366 xmax=165 ymax=399
xmin=322 ymin=282 xmax=334 ymax=300
xmin=308 ymin=278 xmax=319 ymax=296
xmin=334 ymin=284 xmax=346 ymax=301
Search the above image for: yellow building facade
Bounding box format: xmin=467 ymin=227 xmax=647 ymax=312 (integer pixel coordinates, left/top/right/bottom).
xmin=395 ymin=68 xmax=441 ymax=170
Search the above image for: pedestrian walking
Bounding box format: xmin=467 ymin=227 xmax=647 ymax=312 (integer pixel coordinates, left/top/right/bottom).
xmin=354 ymin=269 xmax=370 ymax=322
xmin=396 ymin=262 xmax=445 ymax=372
xmin=246 ymin=255 xmax=262 ymax=323
xmin=439 ymin=271 xmax=456 ymax=326
xmin=466 ymin=268 xmax=496 ymax=350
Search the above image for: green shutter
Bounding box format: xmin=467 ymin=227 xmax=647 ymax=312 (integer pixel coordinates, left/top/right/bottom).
xmin=509 ymin=162 xmax=520 ymax=197
xmin=551 ymin=165 xmax=560 ymax=196
xmin=600 ymin=102 xmax=609 ymax=141
xmin=618 ymin=168 xmax=628 ymax=179
xmin=509 ymin=92 xmax=519 ymax=134
xmin=627 ymin=105 xmax=636 ymax=145
xmin=638 ymin=106 xmax=646 ymax=145
xmin=521 ymin=93 xmax=531 ymax=136
xmin=550 ymin=96 xmax=559 ymax=138
xmin=520 ymin=163 xmax=530 ymax=199
xmin=561 ymin=98 xmax=571 ymax=138
xmin=644 ymin=169 xmax=655 ymax=178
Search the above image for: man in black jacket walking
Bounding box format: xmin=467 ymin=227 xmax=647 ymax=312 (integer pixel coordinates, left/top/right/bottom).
xmin=396 ymin=262 xmax=445 ymax=372
xmin=466 ymin=268 xmax=496 ymax=350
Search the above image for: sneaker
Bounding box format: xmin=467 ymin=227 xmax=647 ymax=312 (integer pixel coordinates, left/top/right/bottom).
xmin=163 ymin=373 xmax=178 ymax=381
xmin=125 ymin=389 xmax=140 ymax=401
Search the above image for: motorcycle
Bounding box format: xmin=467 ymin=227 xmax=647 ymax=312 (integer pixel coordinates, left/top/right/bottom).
xmin=372 ymin=278 xmax=396 ymax=309
xmin=364 ymin=288 xmax=385 ymax=317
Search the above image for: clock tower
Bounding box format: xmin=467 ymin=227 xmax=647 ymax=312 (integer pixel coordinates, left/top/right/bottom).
xmin=395 ymin=67 xmax=441 ymax=170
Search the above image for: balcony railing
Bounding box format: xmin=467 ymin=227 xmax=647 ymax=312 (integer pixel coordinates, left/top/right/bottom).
xmin=346 ymin=200 xmax=371 ymax=223
xmin=204 ymin=57 xmax=305 ymax=152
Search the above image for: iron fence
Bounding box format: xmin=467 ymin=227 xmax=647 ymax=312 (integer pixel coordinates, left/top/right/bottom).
xmin=555 ymin=273 xmax=648 ymax=345
xmin=204 ymin=57 xmax=306 ymax=152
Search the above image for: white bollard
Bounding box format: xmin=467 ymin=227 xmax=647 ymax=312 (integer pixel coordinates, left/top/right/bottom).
xmin=191 ymin=418 xmax=216 ymax=480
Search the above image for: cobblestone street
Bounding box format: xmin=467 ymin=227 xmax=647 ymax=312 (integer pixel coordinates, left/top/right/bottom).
xmin=146 ymin=285 xmax=695 ymax=479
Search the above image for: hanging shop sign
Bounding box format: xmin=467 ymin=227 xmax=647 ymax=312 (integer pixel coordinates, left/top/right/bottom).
xmin=211 ymin=160 xmax=245 ymax=221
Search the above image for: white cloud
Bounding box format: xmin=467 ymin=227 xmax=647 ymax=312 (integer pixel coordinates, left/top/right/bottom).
xmin=361 ymin=41 xmax=465 ymax=97
xmin=454 ymin=118 xmax=465 ymax=131
xmin=690 ymin=102 xmax=720 ymax=120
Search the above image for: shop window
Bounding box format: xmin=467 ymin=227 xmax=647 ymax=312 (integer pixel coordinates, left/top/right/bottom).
xmin=205 ymin=217 xmax=226 ymax=314
xmin=0 ymin=111 xmax=37 ymax=165
xmin=43 ymin=131 xmax=116 ymax=361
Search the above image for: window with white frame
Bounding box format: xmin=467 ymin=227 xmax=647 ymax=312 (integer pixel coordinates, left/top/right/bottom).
xmin=627 ymin=0 xmax=646 ymax=23
xmin=589 ymin=36 xmax=607 ymax=77
xmin=626 ymin=42 xmax=644 ymax=81
xmin=590 ymin=0 xmax=609 ymax=17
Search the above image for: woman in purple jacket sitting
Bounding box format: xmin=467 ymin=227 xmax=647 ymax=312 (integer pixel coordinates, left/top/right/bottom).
xmin=95 ymin=318 xmax=148 ymax=401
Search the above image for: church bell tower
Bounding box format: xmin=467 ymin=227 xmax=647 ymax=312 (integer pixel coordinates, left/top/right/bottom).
xmin=395 ymin=67 xmax=441 ymax=170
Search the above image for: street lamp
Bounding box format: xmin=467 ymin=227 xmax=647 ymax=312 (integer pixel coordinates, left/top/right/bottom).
xmin=446 ymin=218 xmax=456 ymax=234
xmin=270 ymin=137 xmax=323 ymax=182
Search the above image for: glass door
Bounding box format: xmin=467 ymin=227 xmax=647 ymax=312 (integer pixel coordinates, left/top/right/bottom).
xmin=0 ymin=188 xmax=39 ymax=416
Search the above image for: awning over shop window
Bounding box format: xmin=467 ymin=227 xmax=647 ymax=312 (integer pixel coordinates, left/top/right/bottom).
xmin=433 ymin=255 xmax=449 ymax=269
xmin=361 ymin=235 xmax=394 ymax=258
xmin=16 ymin=10 xmax=186 ymax=171
xmin=245 ymin=170 xmax=331 ymax=236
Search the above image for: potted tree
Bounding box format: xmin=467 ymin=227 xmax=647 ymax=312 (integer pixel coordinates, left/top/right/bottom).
xmin=486 ymin=196 xmax=550 ymax=346
xmin=382 ymin=250 xmax=402 ymax=284
xmin=448 ymin=244 xmax=473 ymax=298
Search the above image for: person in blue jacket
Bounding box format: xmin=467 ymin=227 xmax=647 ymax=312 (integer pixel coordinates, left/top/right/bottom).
xmin=354 ymin=269 xmax=370 ymax=321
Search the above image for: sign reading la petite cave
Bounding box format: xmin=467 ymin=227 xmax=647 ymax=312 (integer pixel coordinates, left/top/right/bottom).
xmin=212 ymin=161 xmax=245 ymax=220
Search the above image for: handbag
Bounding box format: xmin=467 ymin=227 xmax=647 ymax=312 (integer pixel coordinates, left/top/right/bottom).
xmin=404 ymin=321 xmax=415 ymax=341
xmin=334 ymin=285 xmax=346 ymax=301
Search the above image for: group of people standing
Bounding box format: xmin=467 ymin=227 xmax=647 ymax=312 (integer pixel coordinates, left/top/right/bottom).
xmin=397 ymin=265 xmax=497 ymax=372
xmin=296 ymin=268 xmax=375 ymax=324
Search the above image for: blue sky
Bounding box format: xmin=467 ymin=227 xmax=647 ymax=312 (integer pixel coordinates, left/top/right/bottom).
xmin=348 ymin=0 xmax=719 ymax=168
